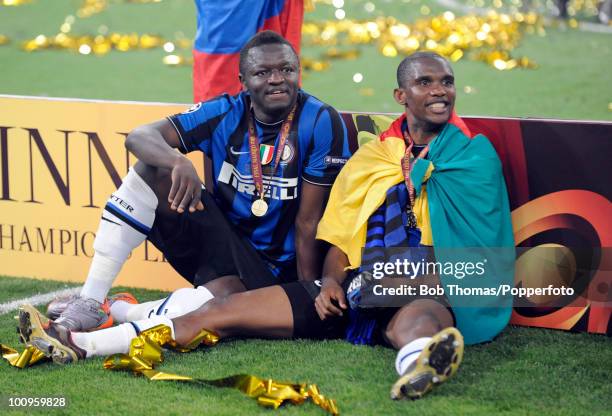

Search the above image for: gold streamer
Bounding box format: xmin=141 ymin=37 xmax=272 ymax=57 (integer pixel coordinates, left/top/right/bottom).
xmin=5 ymin=0 xmax=606 ymax=71
xmin=1 ymin=0 xmax=33 ymax=5
xmin=102 ymin=325 xmax=338 ymax=415
xmin=301 ymin=10 xmax=542 ymax=71
xmin=21 ymin=32 xmax=167 ymax=55
xmin=3 ymin=325 xmax=338 ymax=413
xmin=77 ymin=0 xmax=107 ymax=18
xmin=162 ymin=54 xmax=194 ymax=67
xmin=75 ymin=0 xmax=163 ymax=19
xmin=1 ymin=343 xmax=47 ymax=368
xmin=14 ymin=0 xmax=177 ymax=63
xmin=304 ymin=0 xmax=315 ymax=13
xmin=461 ymin=0 xmax=601 ymax=18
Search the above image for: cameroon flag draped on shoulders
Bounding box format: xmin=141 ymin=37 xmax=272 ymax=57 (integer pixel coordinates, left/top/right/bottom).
xmin=317 ymin=114 xmax=515 ymax=345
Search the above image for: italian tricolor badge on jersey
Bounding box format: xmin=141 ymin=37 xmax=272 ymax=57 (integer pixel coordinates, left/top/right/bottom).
xmin=259 ymin=144 xmax=275 ymax=165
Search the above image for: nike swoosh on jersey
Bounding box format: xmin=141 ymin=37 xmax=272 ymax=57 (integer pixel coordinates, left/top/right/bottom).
xmin=229 ymin=146 xmax=249 ymax=156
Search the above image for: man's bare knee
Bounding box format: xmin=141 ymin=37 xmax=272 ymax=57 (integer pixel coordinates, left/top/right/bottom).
xmin=203 ymin=275 xmax=246 ymax=298
xmin=133 ymin=161 xmax=157 ymax=187
xmin=172 ymin=297 xmax=228 ymax=345
xmin=384 ymin=300 xmax=452 ymax=348
xmin=386 ymin=311 xmax=440 ymax=348
xmin=133 ymin=161 xmax=172 ymax=207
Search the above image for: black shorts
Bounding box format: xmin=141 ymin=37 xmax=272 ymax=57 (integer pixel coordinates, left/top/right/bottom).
xmin=148 ymin=190 xmax=296 ymax=289
xmin=281 ymin=278 xmax=455 ymax=342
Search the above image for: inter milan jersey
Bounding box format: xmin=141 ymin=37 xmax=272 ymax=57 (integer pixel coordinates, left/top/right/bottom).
xmin=168 ymin=90 xmax=351 ymax=276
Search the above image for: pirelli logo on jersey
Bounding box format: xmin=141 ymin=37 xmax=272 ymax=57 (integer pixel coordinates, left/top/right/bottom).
xmin=217 ymin=161 xmax=298 ymax=200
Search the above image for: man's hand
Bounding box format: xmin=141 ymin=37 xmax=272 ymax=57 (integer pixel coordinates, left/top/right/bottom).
xmin=314 ymin=278 xmax=347 ymax=320
xmin=126 ymin=119 xmax=206 ymax=214
xmin=168 ymin=157 xmax=205 ymax=213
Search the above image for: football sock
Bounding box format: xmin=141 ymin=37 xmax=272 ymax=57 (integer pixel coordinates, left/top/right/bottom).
xmin=71 ymin=323 xmax=136 ymax=357
xmin=80 ymin=168 xmax=157 ymax=303
xmin=395 ymin=337 xmax=432 ymax=375
xmin=111 ymin=286 xmax=214 ymax=322
xmin=130 ymin=316 xmax=176 ymax=338
xmin=71 ymin=316 xmax=174 ymax=358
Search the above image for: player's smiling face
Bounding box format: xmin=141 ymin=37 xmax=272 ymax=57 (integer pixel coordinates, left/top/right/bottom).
xmin=396 ymin=57 xmax=456 ymax=133
xmin=241 ymin=43 xmax=300 ymax=124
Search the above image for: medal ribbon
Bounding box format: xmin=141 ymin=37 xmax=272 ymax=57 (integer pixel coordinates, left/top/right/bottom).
xmin=247 ymin=102 xmax=297 ymax=204
xmin=401 ymin=129 xmax=430 ymax=210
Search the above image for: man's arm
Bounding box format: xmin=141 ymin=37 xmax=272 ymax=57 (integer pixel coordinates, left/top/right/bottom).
xmin=125 ymin=119 xmax=203 ymax=213
xmin=314 ymin=245 xmax=350 ymax=320
xmin=295 ymin=181 xmax=330 ymax=281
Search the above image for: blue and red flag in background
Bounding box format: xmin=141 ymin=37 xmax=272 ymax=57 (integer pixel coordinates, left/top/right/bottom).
xmin=193 ymin=0 xmax=305 ymax=102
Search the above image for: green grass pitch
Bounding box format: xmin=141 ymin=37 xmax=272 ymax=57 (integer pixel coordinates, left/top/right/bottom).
xmin=0 ymin=277 xmax=610 ymax=415
xmin=0 ymin=0 xmax=611 ymax=120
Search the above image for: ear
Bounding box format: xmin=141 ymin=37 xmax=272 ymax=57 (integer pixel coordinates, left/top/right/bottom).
xmin=239 ymin=73 xmax=248 ymax=92
xmin=393 ymin=88 xmax=406 ymax=106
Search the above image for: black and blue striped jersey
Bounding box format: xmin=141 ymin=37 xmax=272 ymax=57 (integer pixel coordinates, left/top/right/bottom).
xmin=168 ymin=90 xmax=351 ymax=276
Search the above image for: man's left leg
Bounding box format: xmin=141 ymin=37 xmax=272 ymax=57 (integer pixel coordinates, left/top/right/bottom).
xmin=383 ymin=299 xmax=463 ymax=400
xmin=18 ymin=284 xmax=295 ymax=364
xmin=108 ymin=286 xmax=215 ymax=322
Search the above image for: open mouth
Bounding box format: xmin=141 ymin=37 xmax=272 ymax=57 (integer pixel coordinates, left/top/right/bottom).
xmin=427 ymin=101 xmax=450 ymax=114
xmin=266 ymin=90 xmax=288 ymax=98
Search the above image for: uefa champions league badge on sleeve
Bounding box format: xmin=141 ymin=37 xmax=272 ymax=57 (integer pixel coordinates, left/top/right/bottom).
xmin=183 ymin=102 xmax=202 ymax=114
xmin=324 ymin=156 xmax=348 ymax=167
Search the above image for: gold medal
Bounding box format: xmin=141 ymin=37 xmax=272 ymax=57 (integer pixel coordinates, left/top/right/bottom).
xmin=251 ymin=199 xmax=268 ymax=217
xmin=406 ymin=208 xmax=418 ymax=229
xmin=402 ymin=128 xmax=429 ymax=230
xmin=246 ymin=102 xmax=296 ymax=221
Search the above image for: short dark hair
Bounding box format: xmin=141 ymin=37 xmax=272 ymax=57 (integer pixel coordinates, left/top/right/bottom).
xmin=396 ymin=52 xmax=450 ymax=88
xmin=239 ymin=30 xmax=298 ymax=75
